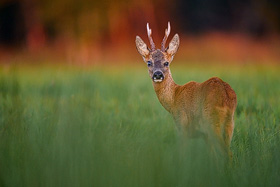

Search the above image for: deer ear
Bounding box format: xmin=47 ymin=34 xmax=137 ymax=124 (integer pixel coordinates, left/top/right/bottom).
xmin=167 ymin=34 xmax=179 ymax=58
xmin=136 ymin=36 xmax=150 ymax=59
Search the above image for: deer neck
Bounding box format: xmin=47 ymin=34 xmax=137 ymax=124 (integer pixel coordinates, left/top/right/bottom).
xmin=152 ymin=70 xmax=177 ymax=113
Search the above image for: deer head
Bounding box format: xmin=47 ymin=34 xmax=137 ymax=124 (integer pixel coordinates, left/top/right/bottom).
xmin=136 ymin=22 xmax=180 ymax=83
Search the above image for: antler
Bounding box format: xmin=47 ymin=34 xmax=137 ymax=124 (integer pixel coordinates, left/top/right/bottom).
xmin=161 ymin=22 xmax=171 ymax=51
xmin=147 ymin=23 xmax=156 ymax=52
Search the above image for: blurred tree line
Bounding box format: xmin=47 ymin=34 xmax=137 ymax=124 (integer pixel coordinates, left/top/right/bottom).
xmin=0 ymin=0 xmax=280 ymax=48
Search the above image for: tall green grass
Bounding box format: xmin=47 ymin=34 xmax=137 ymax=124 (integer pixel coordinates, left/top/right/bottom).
xmin=0 ymin=65 xmax=279 ymax=186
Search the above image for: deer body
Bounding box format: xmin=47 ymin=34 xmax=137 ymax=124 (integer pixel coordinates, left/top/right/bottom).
xmin=153 ymin=70 xmax=236 ymax=143
xmin=136 ymin=23 xmax=237 ymax=153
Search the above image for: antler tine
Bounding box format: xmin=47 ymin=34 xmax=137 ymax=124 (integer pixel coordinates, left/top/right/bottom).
xmin=147 ymin=23 xmax=156 ymax=51
xmin=161 ymin=22 xmax=171 ymax=51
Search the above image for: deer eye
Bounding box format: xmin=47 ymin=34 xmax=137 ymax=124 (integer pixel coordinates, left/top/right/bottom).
xmin=164 ymin=62 xmax=169 ymax=67
xmin=147 ymin=61 xmax=152 ymax=67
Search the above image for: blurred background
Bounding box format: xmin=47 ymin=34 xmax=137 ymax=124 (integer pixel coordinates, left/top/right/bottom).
xmin=0 ymin=0 xmax=280 ymax=64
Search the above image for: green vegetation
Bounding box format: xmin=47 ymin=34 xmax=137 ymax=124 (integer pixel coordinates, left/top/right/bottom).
xmin=0 ymin=65 xmax=279 ymax=186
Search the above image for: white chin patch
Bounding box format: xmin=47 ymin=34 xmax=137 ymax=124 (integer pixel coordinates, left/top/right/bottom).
xmin=153 ymin=77 xmax=163 ymax=83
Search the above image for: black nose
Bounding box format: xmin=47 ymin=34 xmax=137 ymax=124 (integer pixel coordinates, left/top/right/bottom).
xmin=153 ymin=71 xmax=164 ymax=79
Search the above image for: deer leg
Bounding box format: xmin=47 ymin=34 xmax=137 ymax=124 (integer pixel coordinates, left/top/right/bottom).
xmin=204 ymin=107 xmax=230 ymax=157
xmin=223 ymin=118 xmax=234 ymax=159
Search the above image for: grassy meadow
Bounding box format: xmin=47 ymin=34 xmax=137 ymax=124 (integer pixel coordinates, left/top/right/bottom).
xmin=0 ymin=64 xmax=279 ymax=186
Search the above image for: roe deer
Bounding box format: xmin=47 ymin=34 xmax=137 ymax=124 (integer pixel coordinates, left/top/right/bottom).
xmin=135 ymin=22 xmax=237 ymax=156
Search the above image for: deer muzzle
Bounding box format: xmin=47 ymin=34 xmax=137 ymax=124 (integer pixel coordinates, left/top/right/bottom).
xmin=153 ymin=71 xmax=164 ymax=82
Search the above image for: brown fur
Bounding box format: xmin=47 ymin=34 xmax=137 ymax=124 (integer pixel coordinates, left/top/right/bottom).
xmin=153 ymin=71 xmax=237 ymax=150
